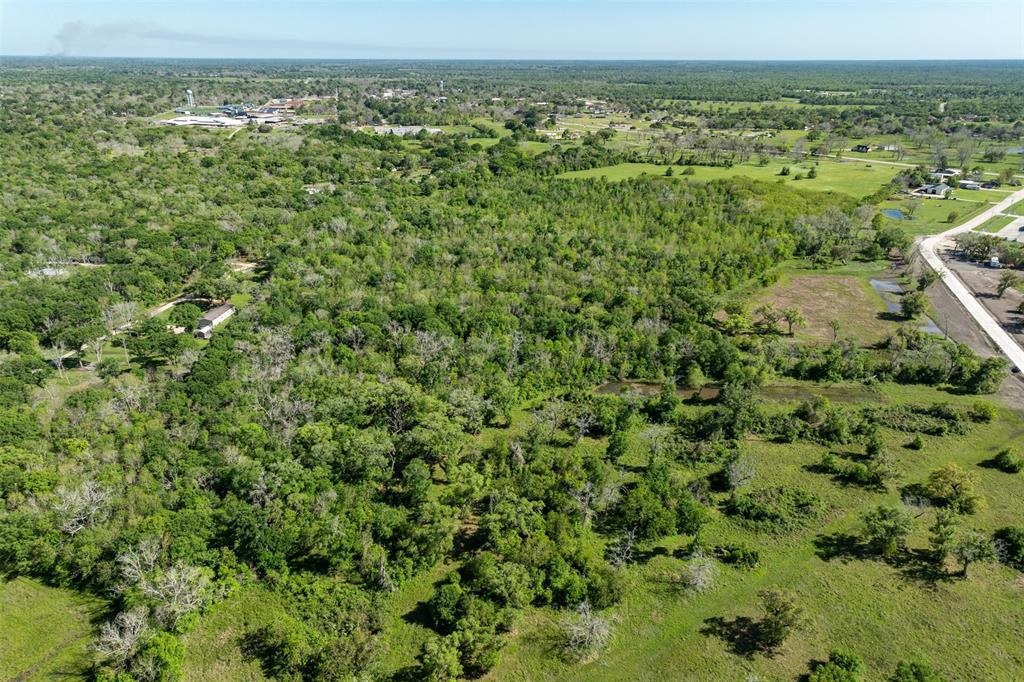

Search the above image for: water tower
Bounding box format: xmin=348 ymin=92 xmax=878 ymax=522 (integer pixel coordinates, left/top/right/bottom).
xmin=185 ymin=89 xmax=194 ymax=108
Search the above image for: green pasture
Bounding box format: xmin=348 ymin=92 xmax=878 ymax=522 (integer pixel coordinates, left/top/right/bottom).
xmin=0 ymin=577 xmax=105 ymax=681
xmin=559 ymin=158 xmax=900 ymax=199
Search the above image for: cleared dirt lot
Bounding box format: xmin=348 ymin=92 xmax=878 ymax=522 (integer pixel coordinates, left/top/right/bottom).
xmin=940 ymin=247 xmax=1024 ymax=343
xmin=919 ymin=247 xmax=1024 ymax=402
xmin=756 ymin=271 xmax=899 ymax=346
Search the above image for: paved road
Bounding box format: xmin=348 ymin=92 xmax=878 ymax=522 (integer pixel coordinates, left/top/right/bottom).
xmin=825 ymin=151 xmax=1024 ymax=179
xmin=995 ymin=215 xmax=1024 ymax=242
xmin=919 ymin=187 xmax=1024 ymax=373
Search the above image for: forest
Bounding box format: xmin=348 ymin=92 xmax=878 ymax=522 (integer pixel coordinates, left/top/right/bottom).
xmin=1 ymin=59 xmax=1023 ymax=682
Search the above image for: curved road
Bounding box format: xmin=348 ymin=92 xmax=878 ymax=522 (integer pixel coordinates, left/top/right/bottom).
xmin=919 ymin=188 xmax=1024 ymax=373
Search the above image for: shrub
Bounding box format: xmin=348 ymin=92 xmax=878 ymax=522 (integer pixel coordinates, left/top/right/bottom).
xmin=714 ymin=542 xmax=760 ymax=569
xmin=889 ymin=660 xmax=948 ymax=681
xmin=907 ymin=434 xmax=924 ymax=450
xmin=967 ymin=401 xmax=996 ymax=423
xmin=992 ymin=448 xmax=1023 ymax=473
xmin=993 ymin=526 xmax=1024 ymax=569
xmin=809 ymin=649 xmax=866 ymax=681
xmin=726 ymin=486 xmax=821 ymax=531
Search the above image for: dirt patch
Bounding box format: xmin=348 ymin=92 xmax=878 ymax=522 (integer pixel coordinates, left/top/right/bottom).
xmin=915 ymin=254 xmax=1024 ymax=405
xmin=943 ymin=257 xmax=1024 ymax=344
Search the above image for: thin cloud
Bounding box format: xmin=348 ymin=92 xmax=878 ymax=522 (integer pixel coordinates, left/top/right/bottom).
xmin=51 ymin=21 xmax=401 ymax=57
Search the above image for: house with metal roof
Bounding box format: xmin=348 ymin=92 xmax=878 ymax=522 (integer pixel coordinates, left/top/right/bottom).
xmin=194 ymin=304 xmax=235 ymax=339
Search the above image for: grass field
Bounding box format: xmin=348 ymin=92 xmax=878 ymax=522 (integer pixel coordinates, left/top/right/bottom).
xmin=1007 ymin=199 xmax=1024 ymax=216
xmin=0 ymin=577 xmax=105 ymax=681
xmin=489 ymin=385 xmax=1024 ymax=681
xmin=978 ymin=215 xmax=1018 ymax=233
xmin=181 ymin=586 xmax=290 ymax=682
xmin=838 ymin=138 xmax=1024 ymax=180
xmin=877 ymin=196 xmax=997 ymax=238
xmin=559 ymin=158 xmax=900 ymax=199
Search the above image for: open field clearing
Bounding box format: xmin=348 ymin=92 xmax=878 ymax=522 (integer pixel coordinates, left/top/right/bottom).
xmin=181 ymin=587 xmax=287 ymax=682
xmin=753 ymin=265 xmax=904 ymax=346
xmin=0 ymin=578 xmax=105 ymax=681
xmin=559 ymin=158 xmax=900 ymax=198
xmin=877 ymin=196 xmax=997 ymax=237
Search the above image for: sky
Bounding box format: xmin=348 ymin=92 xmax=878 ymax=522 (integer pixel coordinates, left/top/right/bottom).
xmin=1 ymin=0 xmax=1023 ymax=60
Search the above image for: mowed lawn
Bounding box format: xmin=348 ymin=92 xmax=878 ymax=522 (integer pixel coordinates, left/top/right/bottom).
xmin=0 ymin=577 xmax=105 ymax=681
xmin=492 ymin=387 xmax=1024 ymax=681
xmin=558 ymin=158 xmax=900 ymax=198
xmin=877 ymin=196 xmax=997 ymax=237
xmin=978 ymin=214 xmax=1018 ymax=233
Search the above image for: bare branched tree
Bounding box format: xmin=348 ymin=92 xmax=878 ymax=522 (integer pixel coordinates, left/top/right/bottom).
xmin=142 ymin=563 xmax=211 ymax=628
xmin=607 ymin=528 xmax=637 ymax=568
xmin=726 ymin=455 xmax=756 ymax=490
xmin=673 ymin=550 xmax=718 ymax=594
xmin=562 ymin=602 xmax=612 ymax=661
xmin=571 ymin=411 xmax=596 ymax=443
xmin=54 ymin=480 xmax=111 ymax=535
xmin=116 ymin=538 xmax=160 ymax=591
xmin=93 ymin=608 xmax=148 ymax=666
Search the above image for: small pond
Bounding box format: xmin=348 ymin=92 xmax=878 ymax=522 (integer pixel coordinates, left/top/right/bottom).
xmin=869 ymin=278 xmax=942 ymax=336
xmin=882 ymin=208 xmax=906 ymax=220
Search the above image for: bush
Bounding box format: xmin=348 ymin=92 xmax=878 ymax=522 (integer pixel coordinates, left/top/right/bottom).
xmin=992 ymin=448 xmax=1023 ymax=473
xmin=994 ymin=526 xmax=1024 ymax=569
xmin=924 ymin=463 xmax=983 ymax=514
xmin=809 ymin=649 xmax=866 ymax=681
xmin=906 ymin=434 xmax=924 ymax=450
xmin=136 ymin=632 xmax=185 ymax=682
xmin=889 ymin=660 xmax=948 ymax=681
xmin=420 ymin=633 xmax=463 ymax=682
xmin=861 ymin=505 xmax=913 ymax=557
xmin=967 ymin=401 xmax=996 ymax=423
xmin=714 ymin=542 xmax=760 ymax=569
xmin=725 ymin=486 xmax=821 ymax=531
xmin=428 ymin=578 xmax=466 ymax=633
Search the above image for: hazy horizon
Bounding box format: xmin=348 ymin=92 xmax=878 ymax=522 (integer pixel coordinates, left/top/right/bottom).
xmin=2 ymin=1 xmax=1023 ymax=61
